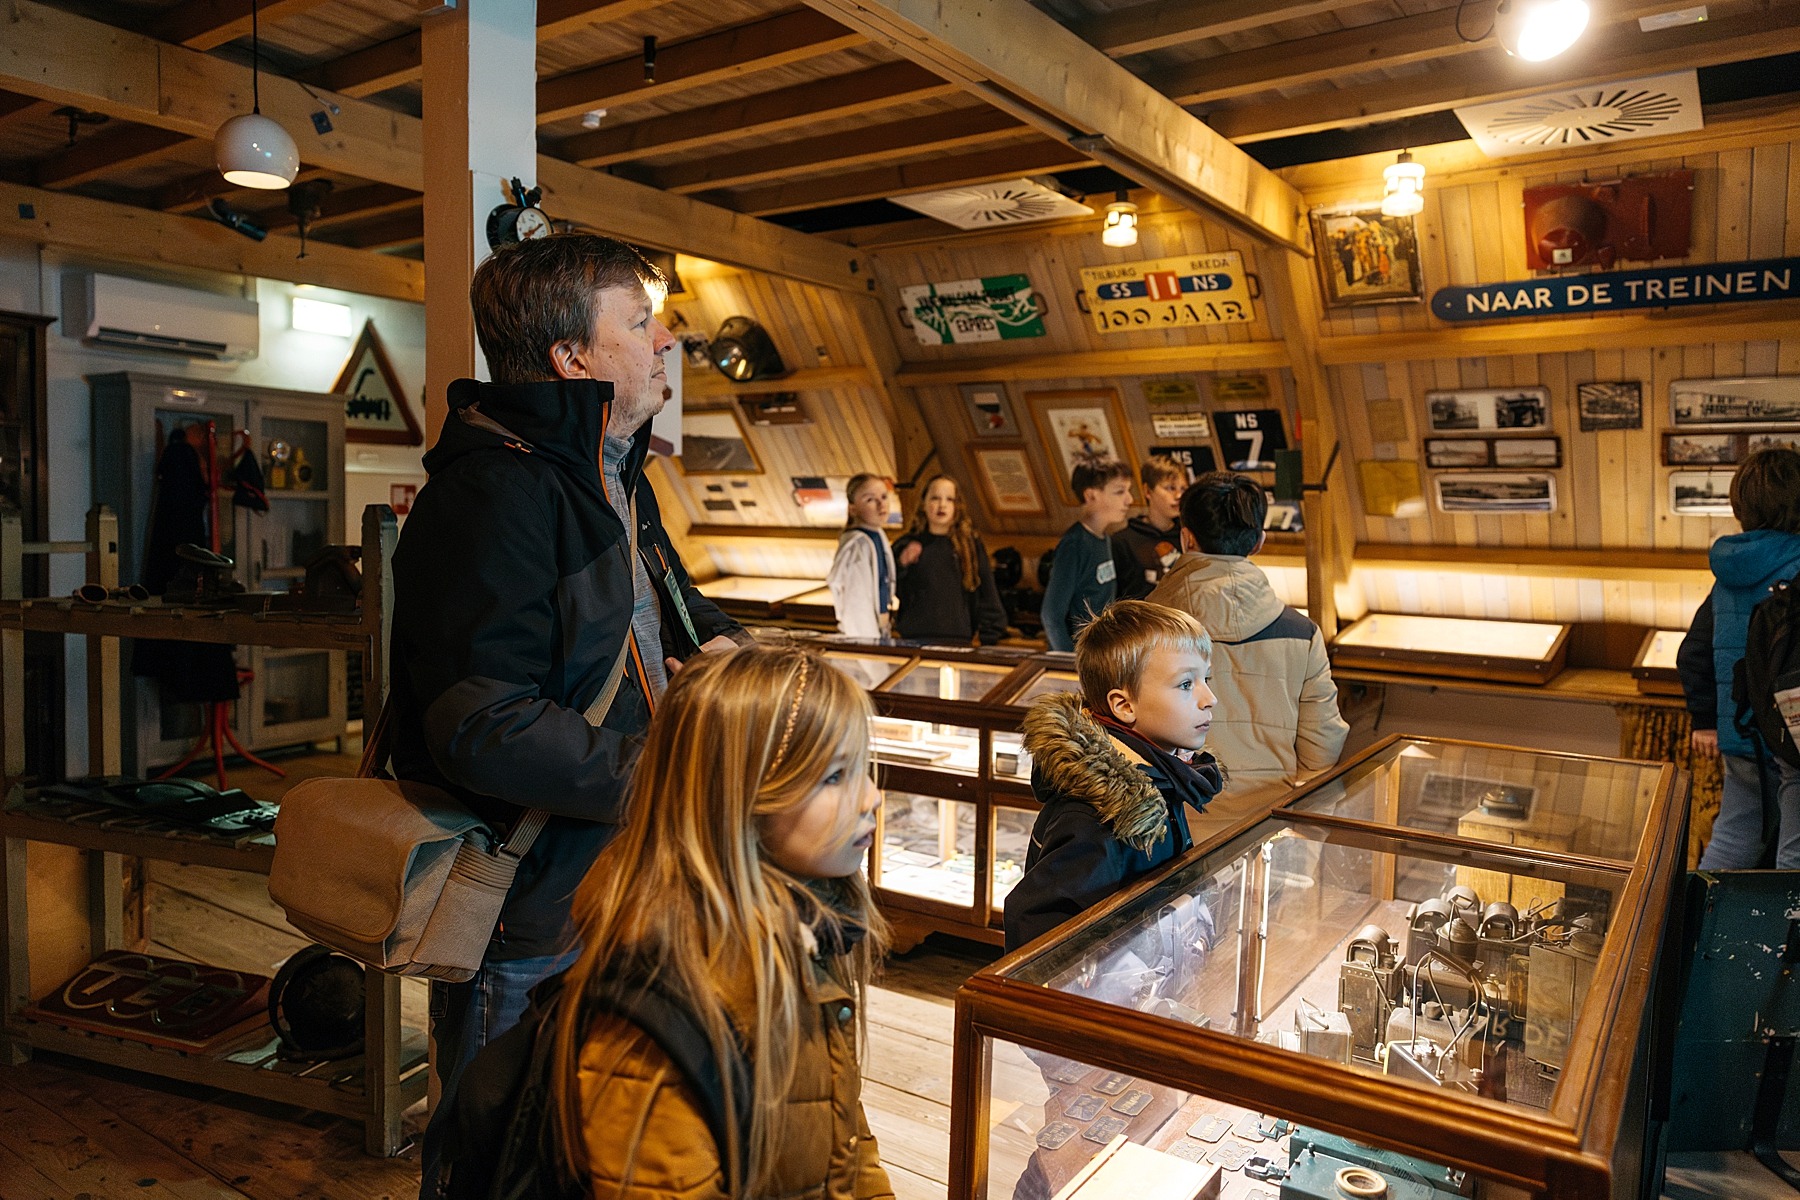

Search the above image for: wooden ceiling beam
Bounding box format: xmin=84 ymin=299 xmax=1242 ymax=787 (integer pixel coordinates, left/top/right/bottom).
xmin=155 ymin=166 xmax=333 ymax=215
xmin=297 ymin=30 xmax=422 ymax=99
xmin=551 ymin=60 xmax=954 ymax=167
xmin=804 ymin=0 xmax=1310 ymax=250
xmin=537 ymin=8 xmax=864 ymax=124
xmin=0 ymin=179 xmax=422 ymax=300
xmin=250 ymin=182 xmax=420 ymax=233
xmin=319 ymin=207 xmax=425 ymax=251
xmin=721 ymin=138 xmax=1093 ymax=216
xmin=1156 ymin=0 xmax=1708 ymax=107
xmin=1213 ymin=7 xmax=1800 ymax=142
xmin=142 ymin=0 xmax=336 ymax=51
xmin=31 ymin=126 xmax=190 ymax=189
xmin=0 ymin=90 xmax=40 ymax=123
xmin=2 ymin=1 xmax=864 ymax=290
xmin=1075 ymin=0 xmax=1345 ymax=58
xmin=537 ymin=0 xmax=683 ymax=42
xmin=653 ymin=106 xmax=1025 ymax=194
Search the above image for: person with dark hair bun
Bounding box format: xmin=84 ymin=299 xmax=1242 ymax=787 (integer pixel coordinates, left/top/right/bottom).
xmin=1679 ymin=446 xmax=1800 ymax=868
xmin=892 ymin=475 xmax=1009 ymax=645
xmin=1148 ymin=471 xmax=1346 ymax=799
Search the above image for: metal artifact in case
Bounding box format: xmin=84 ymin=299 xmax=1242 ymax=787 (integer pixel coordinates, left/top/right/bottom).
xmin=1331 ymin=614 xmax=1571 ymax=686
xmin=758 ymin=634 xmax=1082 ymax=949
xmin=948 ymin=735 xmax=1686 ymax=1200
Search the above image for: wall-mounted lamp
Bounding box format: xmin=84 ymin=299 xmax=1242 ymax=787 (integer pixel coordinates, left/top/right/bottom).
xmin=1494 ymin=0 xmax=1590 ymax=60
xmin=1101 ymin=191 xmax=1139 ymax=248
xmin=292 ymin=296 xmax=352 ymax=336
xmin=1382 ymin=151 xmax=1425 ymax=217
xmin=709 ymin=316 xmax=788 ymax=382
xmin=214 ymin=0 xmax=297 ymax=189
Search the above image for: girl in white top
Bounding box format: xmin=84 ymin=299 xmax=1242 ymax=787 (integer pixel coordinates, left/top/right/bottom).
xmin=827 ymin=474 xmax=897 ymax=640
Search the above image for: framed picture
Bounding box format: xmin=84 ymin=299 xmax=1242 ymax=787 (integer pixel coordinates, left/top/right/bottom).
xmin=737 ymin=393 xmax=809 ymax=426
xmin=1663 ymin=432 xmax=1741 ymax=466
xmin=1577 ymin=381 xmax=1643 ymax=431
xmin=1492 ymin=437 xmax=1562 ymax=468
xmin=1026 ymin=388 xmax=1139 ymax=504
xmin=331 ymin=320 xmax=424 ymax=445
xmin=1669 ymin=469 xmax=1736 ymax=515
xmin=679 ymin=408 xmax=761 ymax=474
xmin=959 ymin=382 xmax=1019 ymax=438
xmin=965 ymin=444 xmax=1045 ymax=516
xmin=1425 ymin=387 xmax=1551 ymax=433
xmin=1672 ymin=377 xmax=1800 ymax=427
xmin=1423 ymin=438 xmax=1492 ymax=469
xmin=1747 ymin=432 xmax=1800 ymax=455
xmin=1433 ymin=472 xmax=1557 ymax=513
xmin=1308 ymin=204 xmax=1424 ymax=307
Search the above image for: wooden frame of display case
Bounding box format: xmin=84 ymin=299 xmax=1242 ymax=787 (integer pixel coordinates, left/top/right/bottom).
xmin=1630 ymin=629 xmax=1685 ymax=697
xmin=947 ymin=733 xmax=1688 ymax=1200
xmin=790 ymin=638 xmax=1083 ymax=950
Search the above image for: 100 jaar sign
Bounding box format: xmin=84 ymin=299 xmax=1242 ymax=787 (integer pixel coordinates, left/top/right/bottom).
xmin=1080 ymin=251 xmax=1256 ymax=334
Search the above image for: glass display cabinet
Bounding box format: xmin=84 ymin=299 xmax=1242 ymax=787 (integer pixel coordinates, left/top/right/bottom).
xmin=754 ymin=633 xmax=1081 ymax=948
xmin=1629 ymin=630 xmax=1684 ymax=697
xmin=948 ymin=735 xmax=1687 ymax=1200
xmin=1332 ymin=614 xmax=1571 ymax=686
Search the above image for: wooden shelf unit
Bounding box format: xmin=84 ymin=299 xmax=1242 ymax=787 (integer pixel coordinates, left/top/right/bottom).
xmin=0 ymin=505 xmax=422 ymax=1157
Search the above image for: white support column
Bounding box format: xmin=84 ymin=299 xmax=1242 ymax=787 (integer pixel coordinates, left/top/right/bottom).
xmin=421 ymin=0 xmax=538 ymax=440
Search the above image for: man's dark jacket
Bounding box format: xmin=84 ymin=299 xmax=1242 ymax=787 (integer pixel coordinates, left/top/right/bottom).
xmin=389 ymin=376 xmax=743 ymax=961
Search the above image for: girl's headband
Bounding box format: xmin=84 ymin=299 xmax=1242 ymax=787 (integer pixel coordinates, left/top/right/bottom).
xmin=769 ymin=656 xmax=811 ymax=774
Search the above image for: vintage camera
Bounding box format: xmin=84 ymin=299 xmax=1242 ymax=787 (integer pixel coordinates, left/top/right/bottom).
xmin=1338 ymin=924 xmax=1401 ymax=1063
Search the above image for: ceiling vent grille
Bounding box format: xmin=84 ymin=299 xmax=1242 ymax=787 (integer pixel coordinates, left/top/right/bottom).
xmin=1455 ymin=70 xmax=1703 ymax=158
xmin=890 ymin=178 xmax=1094 ymax=229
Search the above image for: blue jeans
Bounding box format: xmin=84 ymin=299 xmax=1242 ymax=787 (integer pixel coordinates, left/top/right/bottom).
xmin=418 ymin=948 xmax=578 ymax=1200
xmin=1698 ymin=753 xmax=1800 ymax=870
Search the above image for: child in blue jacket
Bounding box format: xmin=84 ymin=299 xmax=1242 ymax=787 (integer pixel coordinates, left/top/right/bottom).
xmin=1677 ymin=447 xmax=1800 ymax=869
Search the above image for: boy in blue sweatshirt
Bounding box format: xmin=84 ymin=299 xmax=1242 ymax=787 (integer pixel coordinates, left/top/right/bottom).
xmin=1040 ymin=459 xmax=1134 ymax=651
xmin=1677 ymin=447 xmax=1800 ymax=868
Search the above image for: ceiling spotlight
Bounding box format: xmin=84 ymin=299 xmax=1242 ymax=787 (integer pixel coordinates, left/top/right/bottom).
xmin=1382 ymin=150 xmax=1425 ymax=217
xmin=580 ymin=108 xmax=608 ymax=129
xmin=709 ymin=316 xmax=788 ymax=382
xmin=1101 ymin=191 xmax=1139 ymax=248
xmin=1495 ymin=0 xmax=1590 ymax=61
xmin=214 ymin=0 xmax=298 ymax=189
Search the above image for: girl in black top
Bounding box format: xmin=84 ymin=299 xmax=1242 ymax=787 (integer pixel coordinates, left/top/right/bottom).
xmin=893 ymin=474 xmax=1009 ymax=645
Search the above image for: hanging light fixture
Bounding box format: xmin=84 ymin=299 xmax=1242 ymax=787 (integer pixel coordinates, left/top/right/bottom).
xmin=1382 ymin=151 xmax=1425 ymax=217
xmin=1101 ymin=191 xmax=1139 ymax=248
xmin=215 ymin=0 xmax=298 ymax=189
xmin=1494 ymin=0 xmax=1590 ymax=61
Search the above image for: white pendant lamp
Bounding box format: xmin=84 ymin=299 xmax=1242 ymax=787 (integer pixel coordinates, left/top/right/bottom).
xmin=1494 ymin=0 xmax=1591 ymax=61
xmin=1382 ymin=150 xmax=1425 ymax=217
xmin=215 ymin=0 xmax=297 ymax=189
xmin=1101 ymin=191 xmax=1139 ymax=248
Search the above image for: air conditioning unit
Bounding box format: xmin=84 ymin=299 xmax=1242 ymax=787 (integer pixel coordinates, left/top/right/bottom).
xmin=71 ymin=273 xmax=260 ymax=360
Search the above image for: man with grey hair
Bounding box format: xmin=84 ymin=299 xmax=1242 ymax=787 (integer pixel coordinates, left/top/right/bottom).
xmin=390 ymin=234 xmax=745 ymax=1195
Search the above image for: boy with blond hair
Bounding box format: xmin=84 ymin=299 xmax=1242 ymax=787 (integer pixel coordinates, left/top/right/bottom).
xmin=1004 ymin=600 xmax=1224 ymax=950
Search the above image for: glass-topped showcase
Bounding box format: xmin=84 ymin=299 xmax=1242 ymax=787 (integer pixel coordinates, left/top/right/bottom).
xmin=1332 ymin=613 xmax=1572 ymax=685
xmin=1631 ymin=628 xmax=1685 ymax=696
xmin=950 ymin=735 xmax=1686 ymax=1200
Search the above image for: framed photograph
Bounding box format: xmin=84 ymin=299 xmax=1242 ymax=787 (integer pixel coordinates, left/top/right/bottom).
xmin=1308 ymin=204 xmax=1424 ymax=307
xmin=1433 ymin=472 xmax=1557 ymax=513
xmin=1747 ymin=432 xmax=1800 ymax=455
xmin=332 ymin=320 xmax=424 ymax=445
xmin=1669 ymin=469 xmax=1736 ymax=515
xmin=966 ymin=444 xmax=1045 ymax=516
xmin=1663 ymin=432 xmax=1741 ymax=466
xmin=678 ymin=408 xmax=762 ymax=474
xmin=737 ymin=393 xmax=809 ymax=426
xmin=1577 ymin=381 xmax=1643 ymax=432
xmin=1672 ymin=377 xmax=1800 ymax=427
xmin=1423 ymin=438 xmax=1492 ymax=469
xmin=959 ymin=382 xmax=1019 ymax=438
xmin=1026 ymin=388 xmax=1139 ymax=504
xmin=1492 ymin=437 xmax=1562 ymax=468
xmin=1425 ymin=387 xmax=1551 ymax=433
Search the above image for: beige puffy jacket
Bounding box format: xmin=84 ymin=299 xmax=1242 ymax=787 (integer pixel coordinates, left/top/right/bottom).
xmin=1147 ymin=553 xmax=1348 ymax=793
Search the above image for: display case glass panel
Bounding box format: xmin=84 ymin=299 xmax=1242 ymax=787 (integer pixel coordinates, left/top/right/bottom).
xmin=991 ymin=731 xmax=1031 ymax=781
xmin=992 ymin=805 xmax=1034 ymax=911
xmin=1284 ymin=738 xmax=1660 ymax=865
xmin=876 ymin=792 xmax=975 ymax=906
xmin=1636 ymin=629 xmax=1682 ymax=671
xmin=1009 ymin=668 xmax=1081 ymax=708
xmin=871 ymin=716 xmax=981 ymax=774
xmin=888 ymin=659 xmax=1016 ymax=703
xmin=692 ymin=575 xmax=823 ymax=604
xmin=822 ymin=651 xmax=903 ymax=690
xmin=1332 ymin=614 xmax=1571 ymax=685
xmin=954 ymin=735 xmax=1684 ymax=1200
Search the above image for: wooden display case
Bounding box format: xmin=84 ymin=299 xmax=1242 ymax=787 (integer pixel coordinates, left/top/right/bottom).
xmin=948 ymin=735 xmax=1687 ymax=1200
xmin=1630 ymin=629 xmax=1685 ymax=697
xmin=755 ymin=633 xmax=1081 ymax=949
xmin=1332 ymin=613 xmax=1571 ymax=685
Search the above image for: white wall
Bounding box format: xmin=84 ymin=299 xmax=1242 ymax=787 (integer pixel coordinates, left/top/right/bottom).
xmin=0 ymin=238 xmax=428 ymax=775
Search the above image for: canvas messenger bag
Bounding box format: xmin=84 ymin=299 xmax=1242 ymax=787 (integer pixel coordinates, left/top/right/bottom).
xmin=271 ymin=494 xmax=638 ymax=982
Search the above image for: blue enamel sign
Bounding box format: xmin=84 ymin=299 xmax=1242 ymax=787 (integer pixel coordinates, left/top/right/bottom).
xmin=1431 ymin=256 xmax=1800 ymax=322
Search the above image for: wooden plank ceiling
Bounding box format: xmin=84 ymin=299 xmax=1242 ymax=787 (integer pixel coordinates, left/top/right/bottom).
xmin=1 ymin=0 xmax=1796 ymax=266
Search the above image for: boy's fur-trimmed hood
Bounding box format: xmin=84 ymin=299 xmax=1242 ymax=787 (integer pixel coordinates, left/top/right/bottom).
xmin=1022 ymin=693 xmax=1168 ymax=853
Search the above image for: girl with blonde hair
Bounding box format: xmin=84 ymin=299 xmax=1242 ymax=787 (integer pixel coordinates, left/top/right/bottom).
xmin=827 ymin=472 xmax=898 ymax=639
xmin=545 ymin=642 xmax=892 ymax=1199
